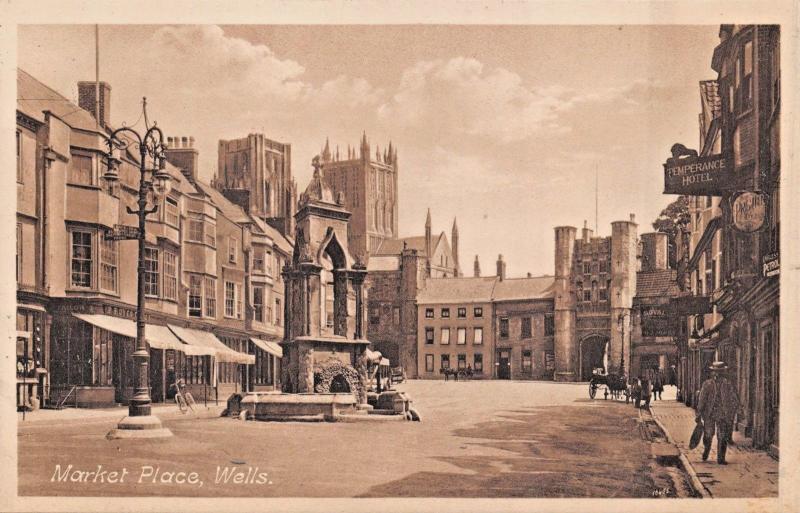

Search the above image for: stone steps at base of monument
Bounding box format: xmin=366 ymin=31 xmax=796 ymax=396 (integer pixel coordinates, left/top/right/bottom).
xmin=253 ymin=413 xmax=326 ymax=422
xmin=369 ymin=408 xmax=403 ymax=416
xmin=338 ymin=413 xmax=408 ymax=423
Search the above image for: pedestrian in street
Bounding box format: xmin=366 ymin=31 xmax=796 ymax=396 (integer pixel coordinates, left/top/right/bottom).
xmin=652 ymin=373 xmax=664 ymax=401
xmin=639 ymin=376 xmax=652 ymax=409
xmin=695 ymin=361 xmax=740 ymax=464
xmin=631 ymin=378 xmax=642 ymax=408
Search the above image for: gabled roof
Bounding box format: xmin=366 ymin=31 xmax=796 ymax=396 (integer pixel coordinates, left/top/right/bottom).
xmin=17 ymin=68 xmax=98 ymax=131
xmin=18 ymin=68 xmax=192 ymax=195
xmin=374 ymin=236 xmax=427 ymax=256
xmin=636 ymin=269 xmax=680 ymax=298
xmin=250 ymin=215 xmax=294 ymax=255
xmin=493 ymin=275 xmax=555 ymax=301
xmin=417 ymin=277 xmax=497 ymax=304
xmin=194 ymin=181 xmax=250 ymax=224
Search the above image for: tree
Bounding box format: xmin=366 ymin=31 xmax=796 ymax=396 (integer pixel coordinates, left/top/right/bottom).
xmin=652 ymin=196 xmax=690 ymax=269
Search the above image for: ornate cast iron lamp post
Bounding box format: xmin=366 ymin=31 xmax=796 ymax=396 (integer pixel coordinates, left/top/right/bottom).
xmin=104 ymin=100 xmax=173 ymax=438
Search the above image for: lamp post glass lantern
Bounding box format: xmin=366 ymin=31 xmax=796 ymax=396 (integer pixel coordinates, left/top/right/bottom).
xmin=103 ymin=105 xmax=173 ymax=439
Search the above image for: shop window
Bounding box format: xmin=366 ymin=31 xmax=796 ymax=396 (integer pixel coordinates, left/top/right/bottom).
xmin=521 ymin=317 xmax=532 ymax=339
xmin=425 ymin=327 xmax=434 ymax=345
xmin=94 ymin=329 xmax=113 ymax=386
xmin=440 ymin=328 xmax=450 ymax=345
xmin=457 ymin=327 xmax=467 ymax=345
xmin=425 ymin=354 xmax=434 ymax=373
xmin=499 ymin=317 xmax=509 ymax=338
xmin=474 ymin=327 xmax=483 ymax=345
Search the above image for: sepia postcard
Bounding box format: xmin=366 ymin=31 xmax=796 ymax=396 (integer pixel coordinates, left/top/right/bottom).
xmin=2 ymin=1 xmax=798 ymax=512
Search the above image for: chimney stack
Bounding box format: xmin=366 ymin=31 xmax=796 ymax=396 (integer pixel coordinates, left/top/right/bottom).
xmin=164 ymin=135 xmax=199 ymax=182
xmin=496 ymin=254 xmax=506 ymax=281
xmin=640 ymin=232 xmax=669 ymax=271
xmin=77 ymin=81 xmax=111 ymax=128
xmin=474 ymin=255 xmax=481 ymax=277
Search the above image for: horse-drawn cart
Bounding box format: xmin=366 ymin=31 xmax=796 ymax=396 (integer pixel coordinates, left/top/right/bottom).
xmin=588 ymin=371 xmax=629 ymax=400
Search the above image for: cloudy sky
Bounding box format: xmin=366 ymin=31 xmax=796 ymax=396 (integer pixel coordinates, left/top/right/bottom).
xmin=18 ymin=24 xmax=720 ymax=277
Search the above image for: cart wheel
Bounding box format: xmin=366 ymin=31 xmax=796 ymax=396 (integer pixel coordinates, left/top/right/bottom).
xmin=589 ymin=384 xmax=596 ymax=399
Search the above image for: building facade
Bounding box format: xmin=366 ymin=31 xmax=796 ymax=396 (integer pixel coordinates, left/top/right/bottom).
xmin=15 ymin=69 xmax=288 ymax=409
xmin=671 ymin=25 xmax=780 ymax=456
xmin=416 ymin=278 xmax=496 ymax=379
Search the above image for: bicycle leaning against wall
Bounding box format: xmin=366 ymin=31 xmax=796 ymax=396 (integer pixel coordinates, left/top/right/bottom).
xmin=170 ymin=379 xmax=196 ymax=413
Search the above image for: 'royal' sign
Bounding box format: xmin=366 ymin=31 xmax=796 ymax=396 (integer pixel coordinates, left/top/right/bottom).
xmin=663 ymin=153 xmax=730 ymax=195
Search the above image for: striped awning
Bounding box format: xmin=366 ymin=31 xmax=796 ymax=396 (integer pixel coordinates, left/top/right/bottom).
xmin=168 ymin=325 xmax=254 ymax=364
xmin=250 ymin=337 xmax=283 ymax=358
xmin=72 ymin=314 xmax=211 ymax=354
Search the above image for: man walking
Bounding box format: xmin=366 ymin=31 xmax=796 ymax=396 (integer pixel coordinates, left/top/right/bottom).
xmin=695 ymin=361 xmax=740 ymax=464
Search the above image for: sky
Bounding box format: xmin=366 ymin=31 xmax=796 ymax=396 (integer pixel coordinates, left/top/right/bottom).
xmin=17 ymin=24 xmax=721 ymax=278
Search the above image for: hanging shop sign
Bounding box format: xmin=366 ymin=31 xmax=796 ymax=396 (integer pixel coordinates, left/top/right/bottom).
xmin=762 ymin=252 xmax=780 ymax=277
xmin=732 ymin=192 xmax=766 ymax=232
xmin=640 ymin=305 xmax=676 ymax=337
xmin=663 ymin=146 xmax=731 ymax=195
xmin=671 ymin=295 xmax=712 ymax=315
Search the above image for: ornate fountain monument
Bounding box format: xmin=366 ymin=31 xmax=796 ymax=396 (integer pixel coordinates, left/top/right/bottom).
xmin=239 ymin=156 xmax=387 ymax=421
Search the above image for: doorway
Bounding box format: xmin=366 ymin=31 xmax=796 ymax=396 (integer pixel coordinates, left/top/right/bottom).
xmin=580 ymin=336 xmax=608 ymax=381
xmin=497 ymin=350 xmax=511 ymax=379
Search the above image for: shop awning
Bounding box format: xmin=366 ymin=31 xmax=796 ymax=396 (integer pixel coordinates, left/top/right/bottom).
xmin=168 ymin=325 xmax=255 ymax=364
xmin=365 ymin=348 xmax=382 ymax=362
xmin=72 ymin=314 xmax=198 ymax=354
xmin=250 ymin=337 xmax=283 ymax=359
xmin=17 ymin=303 xmax=46 ymax=313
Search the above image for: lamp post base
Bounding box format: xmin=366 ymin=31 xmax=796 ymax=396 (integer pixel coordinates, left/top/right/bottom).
xmin=106 ymin=415 xmax=173 ymax=440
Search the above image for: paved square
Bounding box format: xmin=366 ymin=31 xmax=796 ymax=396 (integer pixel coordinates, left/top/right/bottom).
xmin=18 ymin=381 xmax=693 ymax=498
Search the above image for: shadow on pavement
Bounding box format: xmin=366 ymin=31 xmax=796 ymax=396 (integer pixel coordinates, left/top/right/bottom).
xmin=359 ymin=404 xmax=677 ymax=498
